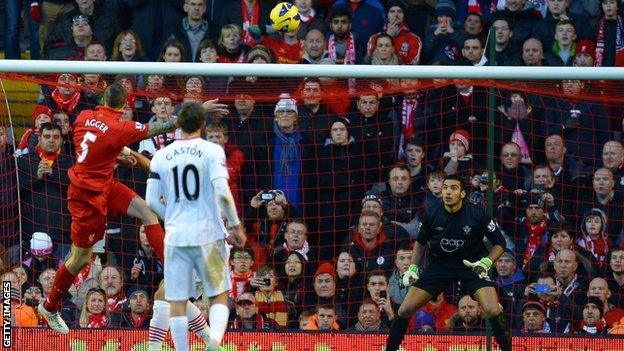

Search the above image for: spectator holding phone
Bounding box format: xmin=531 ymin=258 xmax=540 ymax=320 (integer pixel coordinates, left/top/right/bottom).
xmin=522 ymin=276 xmax=573 ymax=333
xmin=423 ymin=0 xmax=460 ymax=64
xmin=366 ymin=270 xmax=395 ymax=327
xmin=251 ymin=265 xmax=296 ymax=328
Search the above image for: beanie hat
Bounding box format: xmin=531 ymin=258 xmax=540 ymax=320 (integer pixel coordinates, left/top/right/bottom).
xmin=329 ymin=116 xmax=351 ymax=130
xmin=386 ymin=0 xmax=407 ymax=13
xmin=361 ymin=194 xmax=383 ymax=206
xmin=585 ymin=296 xmax=604 ymax=316
xmin=247 ymin=45 xmax=273 ymax=64
xmin=523 ymin=300 xmax=546 ymax=314
xmin=30 ymin=232 xmax=53 ymax=257
xmin=449 ymin=129 xmax=470 ymax=151
xmin=576 ymin=39 xmax=596 ymax=60
xmin=274 ymin=93 xmax=298 ymax=114
xmin=436 ymin=0 xmax=457 ymax=19
xmin=313 ymin=262 xmax=336 ymax=281
xmin=126 ymin=285 xmax=150 ymax=300
xmin=31 ymin=105 xmax=52 ymax=123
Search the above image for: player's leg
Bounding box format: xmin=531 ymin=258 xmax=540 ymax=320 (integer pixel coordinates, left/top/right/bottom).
xmin=196 ymin=240 xmax=231 ymax=351
xmin=474 ymin=287 xmax=512 ymax=351
xmin=385 ymin=287 xmax=433 ymax=351
xmin=165 ymin=245 xmax=195 ymax=351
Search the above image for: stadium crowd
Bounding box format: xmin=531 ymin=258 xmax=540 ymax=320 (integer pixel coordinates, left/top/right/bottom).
xmin=1 ymin=0 xmax=624 ymax=337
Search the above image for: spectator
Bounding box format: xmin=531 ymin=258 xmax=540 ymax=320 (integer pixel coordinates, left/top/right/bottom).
xmin=217 ymin=24 xmax=247 ymax=63
xmin=494 ymin=250 xmax=526 ymax=329
xmin=22 ymin=232 xmax=63 ymax=283
xmin=602 ymin=141 xmax=624 ymax=189
xmin=332 ymin=0 xmax=385 ymax=56
xmin=461 ymin=36 xmax=485 ymax=66
xmin=544 ymin=20 xmax=577 ymax=66
xmin=577 ymin=208 xmax=610 ymax=268
xmin=229 ymin=292 xmax=280 ymax=330
xmin=358 ymin=193 xmax=410 ymax=242
xmin=326 ymin=7 xmax=364 ymax=64
xmin=301 ymin=262 xmax=350 ymax=327
xmin=17 ymin=123 xmax=73 ymax=259
xmin=402 ymin=135 xmax=435 ymax=194
xmin=576 ymin=297 xmax=608 ymax=334
xmin=366 ymin=270 xmax=395 ymax=326
xmin=170 ymin=0 xmax=218 ymax=62
xmin=442 ymin=129 xmax=479 ymax=184
xmin=423 ymin=0 xmax=460 ymax=64
xmin=111 ymin=30 xmax=146 ymax=62
xmin=498 ymin=142 xmax=532 ymax=192
xmin=587 ymin=277 xmax=624 ymax=328
xmin=446 ymin=295 xmax=483 ymax=331
xmin=554 ymin=249 xmax=587 ymax=303
xmin=315 ymin=304 xmax=341 ymax=330
xmin=455 ymin=12 xmax=484 ymax=49
xmin=607 ymin=248 xmax=624 ymax=308
xmin=99 ymin=266 xmax=126 ymax=313
xmin=119 ymin=286 xmax=151 ymax=328
xmin=521 ymin=38 xmax=546 ymax=66
xmin=575 ymin=39 xmax=597 ymax=66
xmin=300 ymin=29 xmax=331 ymax=64
xmin=367 ymin=1 xmax=422 ymax=65
xmin=220 ymin=0 xmax=271 ymax=47
xmin=45 ymin=14 xmax=93 ymax=60
xmin=52 ymin=111 xmax=74 ymax=157
xmin=157 ymin=39 xmax=187 ymax=90
xmin=425 ymin=171 xmax=444 ymax=208
xmin=12 ymin=266 xmax=28 ymax=291
xmin=367 ymin=33 xmax=401 ymax=66
xmin=122 ymin=225 xmax=163 ymax=290
xmin=293 ymin=0 xmax=327 ymax=40
xmin=334 ymin=250 xmax=365 ymax=327
xmin=350 ymin=88 xmax=396 ymax=184
xmin=522 ymin=275 xmax=573 ymax=333
xmin=298 ymin=78 xmax=332 ymax=146
xmin=388 ymin=243 xmax=411 ymax=307
xmin=492 ymin=0 xmax=540 ymax=48
xmin=206 ymin=122 xmax=245 ymax=212
xmin=520 ymin=300 xmax=549 ymax=332
xmin=16 ymin=105 xmax=52 ymax=155
xmin=595 ymin=0 xmax=623 ymax=67
xmin=1 ymin=0 xmax=24 ymax=59
xmin=298 ymin=309 xmax=316 ymax=329
xmin=542 ymin=135 xmax=589 ymax=198
xmin=576 ymin=168 xmax=624 ymax=243
xmin=245 ymin=189 xmax=295 ymax=258
xmin=39 ymin=1 xmax=79 ymax=56
xmin=253 ymin=265 xmax=295 ymax=328
xmin=78 ymin=287 xmax=112 ymax=328
xmin=39 ymin=268 xmax=77 ymax=327
xmin=46 ymin=0 xmax=119 ymax=54
xmin=138 ymin=94 xmax=178 ymax=158
xmin=260 ymin=27 xmax=304 ymax=64
xmin=488 ymin=18 xmax=521 ymax=66
xmin=532 ymin=0 xmax=594 ymax=50
xmin=316 ymin=116 xmax=365 ymax=249
xmin=0 ymin=122 xmax=18 ymax=261
xmin=229 ymin=246 xmax=255 ymax=300
xmin=342 ymin=211 xmax=404 ymax=273
xmin=277 ymin=251 xmax=307 ymax=307
xmin=271 ymin=219 xmax=317 ymax=267
xmin=350 ymin=299 xmax=388 ymax=331
xmin=368 ymin=164 xmax=421 ymax=237
xmin=42 ymin=73 xmax=97 ymax=124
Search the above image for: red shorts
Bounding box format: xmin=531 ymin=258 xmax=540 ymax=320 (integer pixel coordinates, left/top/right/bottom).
xmin=69 ymin=180 xmax=137 ymax=248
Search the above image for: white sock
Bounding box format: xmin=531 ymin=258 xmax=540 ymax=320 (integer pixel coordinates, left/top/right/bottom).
xmin=170 ymin=316 xmax=189 ymax=351
xmin=148 ymin=300 xmax=170 ymax=351
xmin=187 ymin=300 xmax=210 ymax=341
xmin=208 ymin=303 xmax=230 ymax=346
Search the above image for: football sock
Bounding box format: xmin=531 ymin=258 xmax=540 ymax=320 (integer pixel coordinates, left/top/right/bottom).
xmin=187 ymin=300 xmax=210 ymax=340
xmin=385 ymin=315 xmax=410 ymax=351
xmin=170 ymin=316 xmax=189 ymax=351
xmin=208 ymin=303 xmax=230 ymax=346
xmin=148 ymin=300 xmax=170 ymax=351
xmin=489 ymin=313 xmax=512 ymax=351
xmin=44 ymin=264 xmax=77 ymax=312
xmin=144 ymin=224 xmax=165 ymax=262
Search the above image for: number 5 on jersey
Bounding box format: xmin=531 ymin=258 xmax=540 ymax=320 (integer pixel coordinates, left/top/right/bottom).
xmin=77 ymin=131 xmax=97 ymax=163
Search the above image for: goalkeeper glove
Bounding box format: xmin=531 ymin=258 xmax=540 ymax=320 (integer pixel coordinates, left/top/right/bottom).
xmin=400 ymin=264 xmax=420 ymax=288
xmin=463 ymin=257 xmax=493 ymax=279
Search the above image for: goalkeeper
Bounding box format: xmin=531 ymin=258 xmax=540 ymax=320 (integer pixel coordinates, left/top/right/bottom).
xmin=384 ymin=175 xmax=511 ymax=351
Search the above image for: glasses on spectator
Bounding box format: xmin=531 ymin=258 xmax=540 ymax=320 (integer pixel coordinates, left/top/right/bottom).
xmin=501 ymin=152 xmax=518 ymax=157
xmin=232 ymin=254 xmax=252 ymax=261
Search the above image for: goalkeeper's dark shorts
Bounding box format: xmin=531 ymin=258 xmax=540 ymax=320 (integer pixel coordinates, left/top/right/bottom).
xmin=415 ymin=263 xmax=497 ymax=299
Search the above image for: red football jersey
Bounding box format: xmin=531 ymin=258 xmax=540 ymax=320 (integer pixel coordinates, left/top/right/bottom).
xmin=69 ymin=106 xmax=149 ymax=191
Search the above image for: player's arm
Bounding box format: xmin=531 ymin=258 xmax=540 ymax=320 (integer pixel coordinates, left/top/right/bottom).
xmin=146 ymin=172 xmax=166 ymax=220
xmin=212 ymin=177 xmax=246 ymax=247
xmin=463 ymin=215 xmax=507 ymax=278
xmin=145 ymin=119 xmax=178 ymax=139
xmin=401 ymin=215 xmax=429 ymax=287
xmin=128 ymin=148 xmax=151 ymax=171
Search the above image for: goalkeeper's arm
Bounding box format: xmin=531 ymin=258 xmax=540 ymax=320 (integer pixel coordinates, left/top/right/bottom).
xmin=212 ymin=177 xmax=246 ymax=247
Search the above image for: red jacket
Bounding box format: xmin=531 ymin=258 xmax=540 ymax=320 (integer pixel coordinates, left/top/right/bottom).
xmin=367 ymin=25 xmax=422 ymax=65
xmin=225 ymin=143 xmax=244 ymax=213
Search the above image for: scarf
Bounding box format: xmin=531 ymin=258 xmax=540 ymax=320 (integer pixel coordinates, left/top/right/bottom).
xmin=327 ymin=33 xmax=356 ymax=64
xmin=282 ymin=241 xmax=309 ymax=260
xmin=511 ymin=123 xmax=532 ymax=164
xmin=107 ymin=294 xmax=126 ymax=313
xmin=523 ymin=219 xmax=547 ymax=269
xmin=551 ymin=41 xmax=575 ymax=64
xmin=595 ymin=16 xmax=624 ymax=66
xmin=579 ymin=319 xmax=606 ymax=333
xmin=255 ymin=290 xmax=289 ymax=327
xmin=73 ymin=263 xmax=92 ymax=291
xmin=399 ymin=97 xmax=418 ymax=159
xmin=88 ymin=312 xmax=109 ymax=328
xmin=576 ymin=235 xmax=609 ymax=267
xmin=16 ymin=128 xmax=39 ymax=153
xmin=230 ymin=270 xmax=253 ymax=299
xmin=353 ymin=319 xmax=383 ymax=331
xmin=241 ymin=0 xmax=260 ymax=47
xmin=273 ymin=122 xmax=301 ymax=176
xmin=132 ymin=313 xmax=148 ymax=328
xmin=298 ymin=8 xmax=316 ymax=24
xmin=35 ymin=145 xmax=60 ymax=167
xmin=556 ymin=274 xmax=578 ymax=297
xmin=354 ymin=229 xmax=387 ymax=256
xmin=51 ymin=89 xmax=81 ymax=113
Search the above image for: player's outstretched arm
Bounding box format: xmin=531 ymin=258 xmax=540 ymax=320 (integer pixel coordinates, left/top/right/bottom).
xmin=129 ymin=148 xmax=151 ymax=171
xmin=212 ymin=177 xmax=246 ymax=247
xmin=145 ymin=119 xmax=178 ymax=139
xmin=146 ymin=175 xmax=166 ymax=220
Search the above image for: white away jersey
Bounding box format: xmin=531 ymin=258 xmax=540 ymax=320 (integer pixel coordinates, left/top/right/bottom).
xmin=150 ymin=137 xmax=229 ymax=246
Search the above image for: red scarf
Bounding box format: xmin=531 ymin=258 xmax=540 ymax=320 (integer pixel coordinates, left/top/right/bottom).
xmin=230 ymin=270 xmax=253 ymax=300
xmin=327 ymin=33 xmax=356 ymax=64
xmin=132 ymin=313 xmax=148 ymax=328
xmin=523 ymin=219 xmax=547 ymax=269
xmin=399 ymin=97 xmax=418 ymax=158
xmin=35 ymin=145 xmax=60 ymax=166
xmin=576 ymin=235 xmax=609 ymax=267
xmin=578 ymin=319 xmax=606 ymax=334
xmin=73 ymin=263 xmax=92 ymax=291
xmin=354 ymin=229 xmax=387 ymax=256
xmin=241 ymin=0 xmax=260 ymax=47
xmin=17 ymin=128 xmax=39 ymax=152
xmin=595 ymin=16 xmax=624 ymax=66
xmin=88 ymin=313 xmax=109 ymax=328
xmin=51 ymin=89 xmax=81 ymax=113
xmin=107 ymin=294 xmax=126 ymax=313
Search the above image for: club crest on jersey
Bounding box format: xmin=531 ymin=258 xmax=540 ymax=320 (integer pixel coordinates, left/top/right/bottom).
xmin=463 ymin=225 xmax=472 ymax=236
xmin=487 ymin=220 xmax=497 ymax=232
xmin=135 ymin=122 xmax=145 ymax=131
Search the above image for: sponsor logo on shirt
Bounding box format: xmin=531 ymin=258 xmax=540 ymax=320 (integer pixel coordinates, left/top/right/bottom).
xmin=440 ymin=238 xmax=464 ymax=252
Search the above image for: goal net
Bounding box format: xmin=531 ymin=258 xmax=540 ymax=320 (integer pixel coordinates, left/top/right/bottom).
xmin=1 ymin=63 xmax=624 ymax=350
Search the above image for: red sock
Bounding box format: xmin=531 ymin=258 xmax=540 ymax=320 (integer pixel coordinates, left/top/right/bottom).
xmin=144 ymin=223 xmax=165 ymax=262
xmin=44 ymin=264 xmax=77 ymax=312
